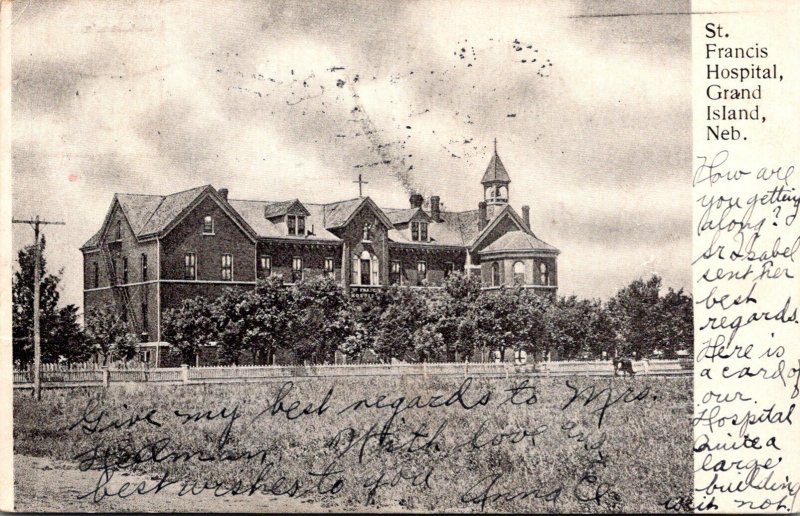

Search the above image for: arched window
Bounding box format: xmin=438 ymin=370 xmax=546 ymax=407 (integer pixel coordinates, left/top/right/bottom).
xmin=491 ymin=262 xmax=500 ymax=287
xmin=539 ymin=262 xmax=549 ymax=285
xmin=353 ymin=251 xmax=379 ymax=286
xmin=497 ymin=185 xmax=508 ymax=201
xmin=485 ymin=186 xmax=494 ymax=201
xmin=202 ymin=215 xmax=214 ymax=234
xmin=513 ymin=261 xmax=525 ymax=285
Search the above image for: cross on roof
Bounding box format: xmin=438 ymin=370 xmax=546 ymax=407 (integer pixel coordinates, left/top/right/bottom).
xmin=353 ymin=173 xmax=369 ymax=197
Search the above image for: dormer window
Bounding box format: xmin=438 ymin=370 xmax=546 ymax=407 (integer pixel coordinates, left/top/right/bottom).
xmin=202 ymin=216 xmax=214 ymax=234
xmin=287 ymin=215 xmax=305 ymax=236
xmin=411 ymin=221 xmax=428 ymax=242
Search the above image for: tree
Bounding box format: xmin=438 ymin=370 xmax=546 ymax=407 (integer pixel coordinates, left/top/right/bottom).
xmin=340 ymin=287 xmax=396 ymax=362
xmin=373 ymin=287 xmax=430 ymax=362
xmin=655 ymin=287 xmax=693 ymax=358
xmin=434 ymin=273 xmax=483 ymax=360
xmin=290 ymin=277 xmax=355 ymax=364
xmin=544 ymin=296 xmax=611 ymax=360
xmin=472 ymin=287 xmax=520 ymax=362
xmin=514 ymin=290 xmax=549 ymax=359
xmin=213 ymin=278 xmax=299 ymax=365
xmin=84 ymin=306 xmax=139 ymax=365
xmin=162 ymin=297 xmax=218 ymax=365
xmin=606 ymin=275 xmax=667 ymax=357
xmin=12 ymin=237 xmax=90 ymax=365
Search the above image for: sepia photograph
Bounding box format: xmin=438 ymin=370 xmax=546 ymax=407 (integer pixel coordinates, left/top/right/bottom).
xmin=7 ymin=0 xmax=697 ymax=512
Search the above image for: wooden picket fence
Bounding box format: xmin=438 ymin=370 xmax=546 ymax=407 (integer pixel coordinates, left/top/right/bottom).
xmin=12 ymin=359 xmax=692 ymax=389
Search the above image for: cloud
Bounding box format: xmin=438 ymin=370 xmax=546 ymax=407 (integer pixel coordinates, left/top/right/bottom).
xmin=11 ymin=0 xmax=691 ymax=307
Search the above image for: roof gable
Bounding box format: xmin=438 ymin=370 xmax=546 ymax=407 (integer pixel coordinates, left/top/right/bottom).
xmin=137 ymin=185 xmax=209 ymax=237
xmin=84 ymin=195 xmax=138 ymax=251
xmin=470 ymin=205 xmax=527 ymax=250
xmin=384 ymin=207 xmax=433 ymax=225
xmin=323 ymin=197 xmax=393 ymax=230
xmin=154 ymin=187 xmax=258 ymax=242
xmin=263 ymin=199 xmax=310 ymax=219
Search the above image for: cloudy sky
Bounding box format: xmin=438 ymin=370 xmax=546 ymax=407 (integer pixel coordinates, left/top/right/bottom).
xmin=11 ymin=0 xmax=691 ymax=310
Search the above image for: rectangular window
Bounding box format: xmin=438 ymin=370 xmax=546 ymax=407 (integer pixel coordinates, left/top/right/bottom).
xmin=203 ymin=215 xmax=214 ymax=234
xmin=141 ymin=350 xmax=151 ymax=363
xmin=93 ymin=262 xmax=99 ymax=288
xmin=141 ymin=254 xmax=148 ymax=281
xmin=292 ymin=256 xmax=303 ymax=283
xmin=420 ymin=222 xmax=428 ymax=241
xmin=122 ymin=257 xmax=129 ymax=284
xmin=390 ymin=260 xmax=401 ymax=285
xmin=115 ymin=220 xmax=122 ymax=241
xmin=259 ymin=255 xmax=272 ymax=277
xmin=287 ymin=215 xmax=306 ymax=236
xmin=324 ymin=257 xmax=335 ymax=278
xmin=141 ymin=300 xmax=148 ymax=334
xmin=445 ymin=262 xmax=455 ymax=278
xmin=417 ymin=261 xmax=427 ymax=285
xmin=184 ymin=253 xmax=196 ymax=280
xmin=221 ymin=254 xmax=233 ymax=281
xmin=360 ymin=258 xmax=371 ymax=285
xmin=411 ymin=222 xmax=419 ymax=241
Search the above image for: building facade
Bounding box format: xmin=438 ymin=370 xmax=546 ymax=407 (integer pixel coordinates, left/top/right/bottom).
xmin=81 ymin=148 xmax=560 ymax=349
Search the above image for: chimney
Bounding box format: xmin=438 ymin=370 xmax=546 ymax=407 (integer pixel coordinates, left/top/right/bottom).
xmin=409 ymin=193 xmax=424 ymax=209
xmin=430 ymin=195 xmax=441 ymax=222
xmin=478 ymin=201 xmax=488 ymax=230
xmin=218 ymin=188 xmax=229 ymax=201
xmin=521 ymin=205 xmax=530 ymax=230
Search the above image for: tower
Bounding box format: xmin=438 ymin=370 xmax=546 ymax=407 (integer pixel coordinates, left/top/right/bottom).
xmin=481 ymin=139 xmax=511 ymax=219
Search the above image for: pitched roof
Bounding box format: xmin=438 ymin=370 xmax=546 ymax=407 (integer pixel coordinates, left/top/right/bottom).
xmin=116 ymin=194 xmax=165 ymax=234
xmin=228 ymin=199 xmax=340 ymax=241
xmin=322 ymin=197 xmax=365 ymax=228
xmin=480 ymin=230 xmax=559 ymax=254
xmin=138 ymin=185 xmax=210 ymax=236
xmin=384 ymin=207 xmax=432 ymax=225
xmin=81 ymin=229 xmax=102 ymax=250
xmin=481 ymin=151 xmax=511 ymax=184
xmin=322 ymin=197 xmax=394 ymax=230
xmin=433 ymin=210 xmax=483 ymax=246
xmin=263 ymin=199 xmax=309 ymax=218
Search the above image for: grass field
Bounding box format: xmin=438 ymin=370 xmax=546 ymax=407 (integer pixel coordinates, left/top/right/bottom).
xmin=14 ymin=375 xmax=692 ymax=513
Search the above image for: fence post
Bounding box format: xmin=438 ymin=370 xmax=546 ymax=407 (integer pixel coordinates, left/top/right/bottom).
xmin=102 ymin=366 xmax=109 ymax=388
xmin=181 ymin=364 xmax=189 ymax=385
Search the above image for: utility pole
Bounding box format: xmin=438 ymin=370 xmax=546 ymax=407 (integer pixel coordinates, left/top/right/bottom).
xmin=12 ymin=215 xmax=66 ymax=400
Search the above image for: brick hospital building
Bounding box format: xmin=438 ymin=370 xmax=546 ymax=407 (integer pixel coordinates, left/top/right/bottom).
xmin=81 ymin=146 xmax=560 ymax=356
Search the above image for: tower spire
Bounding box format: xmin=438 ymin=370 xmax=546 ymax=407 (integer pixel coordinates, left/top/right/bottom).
xmin=494 ymin=137 xmax=497 ymax=154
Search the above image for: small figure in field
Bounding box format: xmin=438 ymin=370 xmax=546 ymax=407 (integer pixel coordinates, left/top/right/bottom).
xmin=613 ymin=356 xmax=636 ymax=377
